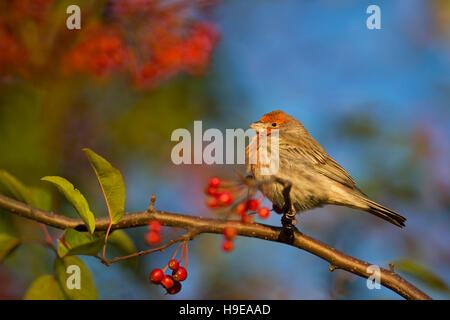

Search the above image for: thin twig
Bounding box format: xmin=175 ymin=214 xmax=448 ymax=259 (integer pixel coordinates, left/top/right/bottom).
xmin=147 ymin=194 xmax=156 ymax=212
xmin=38 ymin=223 xmax=57 ymax=253
xmin=98 ymin=230 xmax=198 ymax=266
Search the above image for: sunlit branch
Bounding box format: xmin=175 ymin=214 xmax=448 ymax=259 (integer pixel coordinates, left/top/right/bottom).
xmin=0 ymin=194 xmax=431 ymax=300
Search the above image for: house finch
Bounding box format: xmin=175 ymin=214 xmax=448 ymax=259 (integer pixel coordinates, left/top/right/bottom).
xmin=246 ymin=110 xmax=406 ymax=228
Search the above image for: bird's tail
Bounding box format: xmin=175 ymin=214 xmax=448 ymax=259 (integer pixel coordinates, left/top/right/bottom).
xmin=362 ymin=197 xmax=406 ymax=228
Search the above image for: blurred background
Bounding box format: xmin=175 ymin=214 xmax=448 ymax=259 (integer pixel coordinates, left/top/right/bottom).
xmin=0 ymin=0 xmax=449 ymax=299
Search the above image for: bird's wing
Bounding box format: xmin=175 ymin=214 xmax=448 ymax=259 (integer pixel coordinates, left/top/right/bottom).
xmin=279 ymin=134 xmax=358 ymax=191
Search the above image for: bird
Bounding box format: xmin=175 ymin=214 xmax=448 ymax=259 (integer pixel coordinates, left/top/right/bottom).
xmin=246 ymin=110 xmax=406 ymax=228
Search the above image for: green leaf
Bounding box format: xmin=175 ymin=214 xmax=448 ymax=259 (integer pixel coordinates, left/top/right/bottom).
xmin=0 ymin=234 xmax=21 ymax=262
xmin=0 ymin=170 xmax=33 ymax=204
xmin=67 ymin=240 xmax=104 ymax=257
xmin=394 ymin=259 xmax=450 ymax=293
xmin=83 ymin=148 xmax=125 ymax=224
xmin=54 ymin=256 xmax=98 ymax=300
xmin=64 ymin=228 xmax=92 ymax=247
xmin=0 ymin=170 xmax=53 ymax=211
xmin=24 ymin=275 xmax=66 ymax=300
xmin=108 ymin=230 xmax=136 ymax=256
xmin=57 ymin=238 xmax=69 ymax=257
xmin=58 ymin=229 xmax=103 ymax=257
xmin=41 ymin=176 xmax=95 ymax=234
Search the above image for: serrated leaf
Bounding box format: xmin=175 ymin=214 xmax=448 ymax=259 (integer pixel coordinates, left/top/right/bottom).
xmin=108 ymin=230 xmax=136 ymax=256
xmin=54 ymin=256 xmax=98 ymax=300
xmin=0 ymin=234 xmax=21 ymax=262
xmin=83 ymin=148 xmax=125 ymax=224
xmin=41 ymin=176 xmax=95 ymax=234
xmin=24 ymin=275 xmax=66 ymax=300
xmin=394 ymin=259 xmax=450 ymax=293
xmin=58 ymin=229 xmax=103 ymax=257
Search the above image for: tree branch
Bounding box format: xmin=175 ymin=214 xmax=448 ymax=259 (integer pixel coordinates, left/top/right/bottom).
xmin=0 ymin=194 xmax=431 ymax=300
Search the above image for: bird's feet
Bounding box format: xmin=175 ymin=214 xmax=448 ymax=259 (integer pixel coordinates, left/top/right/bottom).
xmin=278 ymin=212 xmax=298 ymax=244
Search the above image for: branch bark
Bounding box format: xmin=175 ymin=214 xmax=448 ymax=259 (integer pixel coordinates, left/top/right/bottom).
xmin=0 ymin=194 xmax=431 ymax=300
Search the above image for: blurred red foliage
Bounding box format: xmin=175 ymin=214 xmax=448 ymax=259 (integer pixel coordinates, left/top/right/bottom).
xmin=12 ymin=0 xmax=54 ymax=22
xmin=62 ymin=31 xmax=130 ymax=77
xmin=0 ymin=25 xmax=27 ymax=77
xmin=133 ymin=21 xmax=219 ymax=87
xmin=0 ymin=0 xmax=220 ymax=88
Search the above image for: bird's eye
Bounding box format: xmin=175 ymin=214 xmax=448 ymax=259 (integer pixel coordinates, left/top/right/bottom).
xmin=271 ymin=122 xmax=277 ymax=127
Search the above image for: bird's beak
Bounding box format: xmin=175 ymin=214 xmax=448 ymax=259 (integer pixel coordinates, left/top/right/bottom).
xmin=250 ymin=121 xmax=266 ymax=131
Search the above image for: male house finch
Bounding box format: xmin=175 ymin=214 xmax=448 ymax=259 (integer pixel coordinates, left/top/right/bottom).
xmin=246 ymin=110 xmax=406 ymax=227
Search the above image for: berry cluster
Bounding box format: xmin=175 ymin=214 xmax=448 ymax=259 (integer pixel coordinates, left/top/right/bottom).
xmin=205 ymin=176 xmax=273 ymax=252
xmin=205 ymin=177 xmax=272 ymax=223
xmin=205 ymin=176 xmax=230 ymax=207
xmin=235 ymin=198 xmax=271 ymax=222
xmin=145 ymin=220 xmax=162 ymax=246
xmin=149 ymin=242 xmax=188 ymax=295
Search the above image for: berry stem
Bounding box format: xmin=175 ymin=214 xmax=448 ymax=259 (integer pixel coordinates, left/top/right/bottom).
xmin=179 ymin=241 xmax=189 ymax=268
xmin=184 ymin=241 xmax=189 ymax=269
xmin=162 ymin=242 xmax=183 ymax=272
xmin=180 ymin=241 xmax=185 ymax=264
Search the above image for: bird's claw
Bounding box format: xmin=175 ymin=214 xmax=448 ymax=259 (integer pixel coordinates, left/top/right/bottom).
xmin=278 ymin=213 xmax=298 ymax=244
xmin=278 ymin=225 xmax=295 ymax=244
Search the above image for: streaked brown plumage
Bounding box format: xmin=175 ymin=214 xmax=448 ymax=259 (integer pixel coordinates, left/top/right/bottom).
xmin=246 ymin=110 xmax=406 ymax=227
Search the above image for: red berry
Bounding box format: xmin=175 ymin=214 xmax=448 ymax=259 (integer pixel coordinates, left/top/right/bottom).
xmin=161 ymin=275 xmax=174 ymax=289
xmin=222 ymin=239 xmax=234 ymax=252
xmin=241 ymin=213 xmax=254 ymax=224
xmin=218 ymin=191 xmax=233 ymax=205
xmin=168 ymin=259 xmax=180 ymax=271
xmin=223 ymin=227 xmax=238 ymax=240
xmin=247 ymin=199 xmax=260 ymax=211
xmin=206 ymin=197 xmax=219 ymax=208
xmin=148 ymin=220 xmax=162 ymax=232
xmin=145 ymin=231 xmax=161 ymax=245
xmin=236 ymin=202 xmax=247 ymax=215
xmin=172 ymin=267 xmax=188 ymax=281
xmin=257 ymin=207 xmax=270 ymax=219
xmin=209 ymin=177 xmax=221 ymax=188
xmin=149 ymin=268 xmax=164 ymax=284
xmin=204 ymin=186 xmax=218 ymax=196
xmin=166 ymin=280 xmax=182 ymax=294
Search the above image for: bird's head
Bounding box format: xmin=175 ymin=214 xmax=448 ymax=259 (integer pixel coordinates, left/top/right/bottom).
xmin=250 ymin=110 xmax=298 ymax=133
